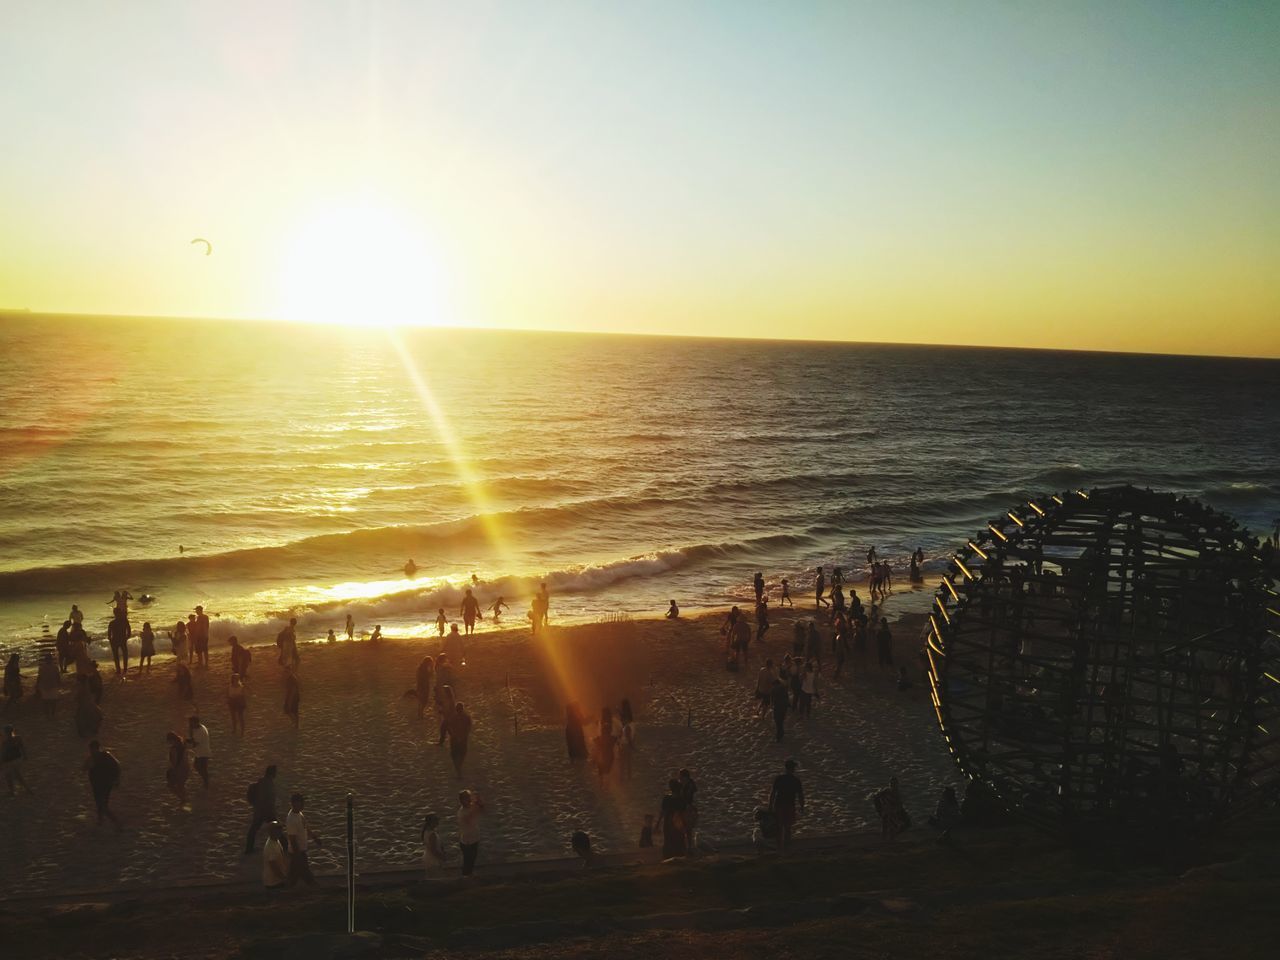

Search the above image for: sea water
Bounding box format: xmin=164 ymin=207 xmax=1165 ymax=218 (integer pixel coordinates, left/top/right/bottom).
xmin=1 ymin=314 xmax=1276 ymax=655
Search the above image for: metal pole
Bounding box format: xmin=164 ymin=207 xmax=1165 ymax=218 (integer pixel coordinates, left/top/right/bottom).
xmin=346 ymin=793 xmax=355 ymax=934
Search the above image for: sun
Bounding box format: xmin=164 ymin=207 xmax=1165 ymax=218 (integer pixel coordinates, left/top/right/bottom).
xmin=277 ymin=199 xmax=450 ymax=327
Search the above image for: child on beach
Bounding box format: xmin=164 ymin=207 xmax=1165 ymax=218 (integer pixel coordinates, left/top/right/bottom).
xmin=780 ymin=578 xmax=792 ymax=606
xmin=436 ymin=608 xmax=447 ymax=637
xmin=138 ymin=622 xmax=155 ymax=672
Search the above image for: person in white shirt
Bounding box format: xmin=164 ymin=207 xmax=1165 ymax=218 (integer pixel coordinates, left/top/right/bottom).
xmin=262 ymin=821 xmax=289 ymax=889
xmin=456 ymin=790 xmax=484 ymax=876
xmin=285 ymin=792 xmax=320 ymax=887
xmin=187 ymin=716 xmax=211 ymax=788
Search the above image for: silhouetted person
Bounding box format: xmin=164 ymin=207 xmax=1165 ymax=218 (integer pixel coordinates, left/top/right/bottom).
xmin=768 ymin=759 xmax=805 ymax=850
xmin=345 ymin=613 xmax=355 ymax=641
xmin=780 ymin=578 xmax=792 ymax=606
xmin=230 ymin=635 xmax=252 ymax=678
xmin=753 ymin=571 xmax=765 ymax=603
xmin=84 ymin=739 xmax=121 ymax=828
xmin=245 ymin=765 xmax=278 ymax=854
xmin=461 ymin=589 xmax=482 ymax=636
xmin=876 ymin=617 xmax=894 ymax=668
xmin=490 ymin=596 xmax=507 ymax=620
xmin=193 ymin=605 xmax=210 ymax=668
xmin=138 ymin=621 xmax=155 ymax=672
xmin=404 ymin=559 xmax=418 ymax=577
xmin=814 ymin=566 xmax=828 ymax=608
xmin=285 ymin=793 xmax=321 ymax=887
xmin=276 ymin=617 xmax=298 ymax=667
xmin=666 ymin=599 xmax=680 ymax=619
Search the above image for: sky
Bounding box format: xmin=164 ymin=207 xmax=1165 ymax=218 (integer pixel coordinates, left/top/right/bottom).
xmin=1 ymin=1 xmax=1277 ymax=357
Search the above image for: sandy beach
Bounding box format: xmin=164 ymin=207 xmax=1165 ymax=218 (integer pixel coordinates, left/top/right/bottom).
xmin=0 ymin=606 xmax=956 ymax=899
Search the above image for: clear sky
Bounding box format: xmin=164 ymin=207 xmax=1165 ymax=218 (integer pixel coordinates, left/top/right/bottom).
xmin=2 ymin=1 xmax=1277 ymax=357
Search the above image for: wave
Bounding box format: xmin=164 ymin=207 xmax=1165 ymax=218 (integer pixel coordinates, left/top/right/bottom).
xmin=84 ymin=533 xmax=811 ymax=644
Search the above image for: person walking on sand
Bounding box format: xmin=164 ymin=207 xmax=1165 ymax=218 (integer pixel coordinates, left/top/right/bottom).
xmin=283 ymin=668 xmax=301 ymax=728
xmin=36 ymin=654 xmax=61 ymax=720
xmin=188 ymin=715 xmax=211 ymax=789
xmin=285 ymin=793 xmax=322 ymax=887
xmin=244 ymin=765 xmax=278 ymax=855
xmin=230 ymin=635 xmax=252 ymax=679
xmin=55 ymin=620 xmax=72 ymax=673
xmin=876 ymin=617 xmax=894 ymax=668
xmin=276 ymin=617 xmax=298 ymax=668
xmin=3 ymin=654 xmax=23 ymax=716
xmin=755 ymin=596 xmax=771 ymax=644
xmin=770 ymin=677 xmax=790 ymax=742
xmin=768 ymin=758 xmax=805 ymax=851
xmin=780 ymin=578 xmax=793 ymax=607
xmin=345 ymin=613 xmax=355 ymax=641
xmin=457 ymin=789 xmax=484 ymax=876
xmin=415 ymin=655 xmax=436 ymax=720
xmin=228 ymin=674 xmax=247 ymax=734
xmin=449 ymin=702 xmax=473 ymax=776
xmin=753 ymin=571 xmax=765 ymax=604
xmin=655 ymin=779 xmax=688 ymax=859
xmin=461 ymin=588 xmax=482 ymax=636
xmin=84 ymin=739 xmax=121 ymax=828
xmin=435 ymin=608 xmax=447 ymax=637
xmin=2 ymin=725 xmax=33 ymax=796
xmin=806 ymin=621 xmax=823 ymax=670
xmin=262 ymin=821 xmax=289 ymax=889
xmin=436 ymin=684 xmax=457 ymax=747
xmin=193 ymin=606 xmax=210 ymax=668
xmin=814 ymin=567 xmax=829 ymax=609
xmin=165 ymin=731 xmax=190 ymax=804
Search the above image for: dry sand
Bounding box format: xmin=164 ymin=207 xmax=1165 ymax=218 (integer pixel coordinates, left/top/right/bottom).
xmin=0 ymin=607 xmax=959 ymax=898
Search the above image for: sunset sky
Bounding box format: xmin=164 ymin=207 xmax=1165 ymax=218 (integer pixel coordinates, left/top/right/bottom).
xmin=1 ymin=1 xmax=1277 ymax=357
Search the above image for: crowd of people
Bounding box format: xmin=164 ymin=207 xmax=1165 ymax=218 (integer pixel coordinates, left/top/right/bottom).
xmin=0 ymin=552 xmax=963 ymax=895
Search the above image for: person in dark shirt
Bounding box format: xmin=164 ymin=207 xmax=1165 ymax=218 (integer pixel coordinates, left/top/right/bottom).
xmin=768 ymin=758 xmax=805 ymax=851
xmin=84 ymin=739 xmax=121 ymax=829
xmin=245 ymin=765 xmax=278 ymax=854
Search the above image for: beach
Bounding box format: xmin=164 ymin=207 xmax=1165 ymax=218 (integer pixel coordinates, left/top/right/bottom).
xmin=0 ymin=607 xmax=952 ymax=899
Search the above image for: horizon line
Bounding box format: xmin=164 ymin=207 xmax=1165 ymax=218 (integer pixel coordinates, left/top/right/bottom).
xmin=2 ymin=307 xmax=1278 ymax=363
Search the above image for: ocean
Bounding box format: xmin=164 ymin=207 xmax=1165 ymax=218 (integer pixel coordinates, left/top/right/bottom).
xmin=1 ymin=314 xmax=1276 ymax=657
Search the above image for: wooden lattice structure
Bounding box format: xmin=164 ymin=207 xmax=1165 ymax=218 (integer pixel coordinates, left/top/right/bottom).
xmin=925 ymin=486 xmax=1280 ymax=837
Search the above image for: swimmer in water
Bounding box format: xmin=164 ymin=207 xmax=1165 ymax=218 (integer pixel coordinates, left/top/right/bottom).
xmin=404 ymin=559 xmax=418 ymax=577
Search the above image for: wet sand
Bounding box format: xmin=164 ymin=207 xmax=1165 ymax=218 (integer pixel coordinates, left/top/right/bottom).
xmin=0 ymin=606 xmax=958 ymax=898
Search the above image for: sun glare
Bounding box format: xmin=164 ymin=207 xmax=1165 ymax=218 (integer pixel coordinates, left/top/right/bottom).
xmin=277 ymin=199 xmax=450 ymax=327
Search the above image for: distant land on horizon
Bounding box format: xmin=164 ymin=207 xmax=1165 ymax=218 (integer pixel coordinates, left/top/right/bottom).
xmin=2 ymin=307 xmax=1278 ymax=363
